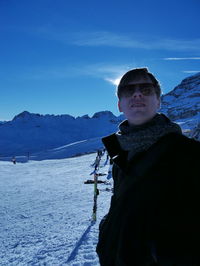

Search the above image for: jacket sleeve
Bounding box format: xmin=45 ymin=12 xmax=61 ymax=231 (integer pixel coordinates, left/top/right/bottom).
xmin=156 ymin=138 xmax=200 ymax=261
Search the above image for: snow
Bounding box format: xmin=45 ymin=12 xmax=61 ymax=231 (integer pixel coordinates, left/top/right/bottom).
xmin=0 ymin=153 xmax=112 ymax=265
xmin=32 ymin=138 xmax=104 ymax=161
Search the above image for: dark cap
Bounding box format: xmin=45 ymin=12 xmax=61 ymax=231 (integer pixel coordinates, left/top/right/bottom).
xmin=117 ymin=68 xmax=161 ymax=98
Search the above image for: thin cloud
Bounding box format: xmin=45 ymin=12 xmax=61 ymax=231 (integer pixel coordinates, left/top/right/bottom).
xmin=32 ymin=27 xmax=200 ymax=52
xmin=84 ymin=64 xmax=128 ymax=75
xmin=164 ymin=57 xmax=200 ymax=60
xmin=105 ymin=77 xmax=121 ymax=86
xmin=71 ymin=31 xmax=200 ymax=52
xmin=71 ymin=31 xmax=144 ymax=48
xmin=78 ymin=63 xmax=130 ymax=83
xmin=16 ymin=63 xmax=130 ymax=84
xmin=182 ymin=70 xmax=200 ymax=73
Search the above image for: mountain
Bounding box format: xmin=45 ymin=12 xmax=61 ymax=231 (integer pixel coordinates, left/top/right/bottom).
xmin=160 ymin=72 xmax=200 ymax=133
xmin=0 ymin=111 xmax=124 ymax=157
xmin=0 ymin=72 xmax=199 ymax=160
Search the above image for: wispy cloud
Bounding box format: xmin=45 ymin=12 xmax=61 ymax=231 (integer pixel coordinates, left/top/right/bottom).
xmin=182 ymin=70 xmax=200 ymax=74
xmin=71 ymin=31 xmax=144 ymax=48
xmin=16 ymin=63 xmax=131 ymax=85
xmin=33 ymin=27 xmax=200 ymax=52
xmin=164 ymin=57 xmax=200 ymax=60
xmin=104 ymin=77 xmax=121 ymax=86
xmin=70 ymin=31 xmax=200 ymax=52
xmin=6 ymin=25 xmax=200 ymax=52
xmin=81 ymin=64 xmax=128 ymax=76
xmin=78 ymin=63 xmax=131 ymax=86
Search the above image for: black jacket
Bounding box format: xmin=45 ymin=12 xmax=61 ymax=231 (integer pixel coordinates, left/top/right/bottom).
xmin=96 ymin=133 xmax=200 ymax=266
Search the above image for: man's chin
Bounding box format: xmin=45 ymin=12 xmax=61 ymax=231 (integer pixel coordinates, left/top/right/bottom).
xmin=126 ymin=112 xmax=156 ymax=126
xmin=129 ymin=110 xmax=146 ymax=117
xmin=127 ymin=115 xmax=146 ymax=125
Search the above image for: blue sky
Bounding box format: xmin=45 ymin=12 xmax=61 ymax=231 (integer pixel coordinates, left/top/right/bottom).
xmin=0 ymin=0 xmax=200 ymax=120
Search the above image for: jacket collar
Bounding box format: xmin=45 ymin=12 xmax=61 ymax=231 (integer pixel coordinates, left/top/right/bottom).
xmin=102 ymin=133 xmax=128 ymax=171
xmin=102 ymin=132 xmax=184 ymax=175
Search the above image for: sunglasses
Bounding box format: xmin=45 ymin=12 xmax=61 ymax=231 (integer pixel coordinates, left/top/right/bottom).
xmin=119 ymin=83 xmax=156 ymax=98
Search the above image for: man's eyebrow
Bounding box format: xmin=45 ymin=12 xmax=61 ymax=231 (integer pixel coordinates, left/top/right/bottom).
xmin=138 ymin=83 xmax=154 ymax=86
xmin=126 ymin=83 xmax=153 ymax=87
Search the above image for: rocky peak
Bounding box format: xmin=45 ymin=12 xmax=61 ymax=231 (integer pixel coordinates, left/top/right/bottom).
xmin=180 ymin=72 xmax=200 ymax=87
xmin=160 ymin=72 xmax=200 ymax=121
xmin=13 ymin=111 xmax=40 ymax=121
xmin=92 ymin=111 xmax=116 ymax=119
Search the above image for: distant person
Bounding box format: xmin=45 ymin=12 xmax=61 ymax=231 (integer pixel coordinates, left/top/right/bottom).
xmin=106 ymin=159 xmax=113 ymax=180
xmin=12 ymin=156 xmax=16 ymax=164
xmin=96 ymin=68 xmax=200 ymax=265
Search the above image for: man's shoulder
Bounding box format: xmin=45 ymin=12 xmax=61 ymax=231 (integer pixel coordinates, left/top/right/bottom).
xmin=102 ymin=132 xmax=116 ymax=143
xmin=158 ymin=132 xmax=200 ymax=156
xmin=160 ymin=132 xmax=199 ymax=145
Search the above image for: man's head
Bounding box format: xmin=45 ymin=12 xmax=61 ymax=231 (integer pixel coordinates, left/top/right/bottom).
xmin=117 ymin=68 xmax=161 ymax=126
xmin=117 ymin=68 xmax=161 ymax=99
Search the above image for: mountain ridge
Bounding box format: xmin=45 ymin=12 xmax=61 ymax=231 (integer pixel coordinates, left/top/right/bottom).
xmin=0 ymin=72 xmax=199 ymax=158
xmin=0 ymin=110 xmax=124 ymax=157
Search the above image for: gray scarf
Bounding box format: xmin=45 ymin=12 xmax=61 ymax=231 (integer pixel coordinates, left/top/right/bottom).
xmin=116 ymin=113 xmax=182 ymax=159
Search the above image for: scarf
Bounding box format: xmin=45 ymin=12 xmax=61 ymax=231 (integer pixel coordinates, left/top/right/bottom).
xmin=116 ymin=113 xmax=182 ymax=159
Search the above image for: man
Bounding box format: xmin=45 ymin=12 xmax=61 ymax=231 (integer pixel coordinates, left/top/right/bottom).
xmin=96 ymin=68 xmax=200 ymax=266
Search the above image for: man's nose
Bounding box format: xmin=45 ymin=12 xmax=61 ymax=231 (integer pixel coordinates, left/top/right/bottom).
xmin=131 ymin=87 xmax=143 ymax=97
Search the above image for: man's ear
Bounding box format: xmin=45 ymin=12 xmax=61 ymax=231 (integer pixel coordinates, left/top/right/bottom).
xmin=118 ymin=100 xmax=122 ymax=112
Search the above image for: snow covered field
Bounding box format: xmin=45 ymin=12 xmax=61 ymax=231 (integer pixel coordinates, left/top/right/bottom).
xmin=0 ymin=153 xmax=112 ymax=265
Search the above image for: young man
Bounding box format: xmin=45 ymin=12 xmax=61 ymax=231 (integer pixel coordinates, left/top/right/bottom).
xmin=96 ymin=68 xmax=200 ymax=266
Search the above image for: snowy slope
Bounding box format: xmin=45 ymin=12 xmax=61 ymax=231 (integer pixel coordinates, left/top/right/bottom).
xmin=32 ymin=138 xmax=104 ymax=160
xmin=0 ymin=137 xmax=105 ymax=162
xmin=0 ymin=153 xmax=112 ymax=265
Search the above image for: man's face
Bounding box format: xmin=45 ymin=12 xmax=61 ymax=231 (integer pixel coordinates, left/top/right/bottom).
xmin=118 ymin=75 xmax=161 ymax=126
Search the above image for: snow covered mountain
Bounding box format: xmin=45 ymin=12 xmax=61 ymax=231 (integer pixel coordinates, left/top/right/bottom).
xmin=0 ymin=111 xmax=123 ymax=157
xmin=0 ymin=72 xmax=199 ymax=160
xmin=160 ymin=72 xmax=200 ymax=133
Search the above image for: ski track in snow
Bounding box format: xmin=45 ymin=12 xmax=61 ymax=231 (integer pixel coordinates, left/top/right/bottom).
xmin=0 ymin=154 xmax=112 ymax=265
